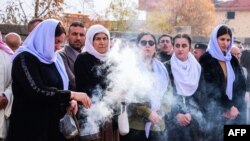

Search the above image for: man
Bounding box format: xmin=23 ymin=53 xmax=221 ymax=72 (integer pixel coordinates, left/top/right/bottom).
xmin=157 ymin=34 xmax=173 ymax=62
xmin=4 ymin=32 xmax=22 ymax=52
xmin=193 ymin=43 xmax=207 ymax=60
xmin=27 ymin=18 xmax=43 ymax=34
xmin=58 ymin=21 xmax=86 ymax=90
xmin=231 ymin=45 xmax=241 ymax=62
xmin=234 ymin=39 xmax=244 ymax=52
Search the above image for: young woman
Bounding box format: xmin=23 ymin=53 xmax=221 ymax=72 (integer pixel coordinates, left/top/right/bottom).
xmin=199 ymin=24 xmax=246 ymax=141
xmin=164 ymin=34 xmax=204 ymax=141
xmin=120 ymin=32 xmax=171 ymax=141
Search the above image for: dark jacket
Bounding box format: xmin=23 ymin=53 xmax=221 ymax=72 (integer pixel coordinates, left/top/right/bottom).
xmin=8 ymin=52 xmax=71 ymax=141
xmin=199 ymin=52 xmax=246 ymax=123
xmin=58 ymin=45 xmax=81 ymax=90
xmin=164 ymin=61 xmax=205 ymax=141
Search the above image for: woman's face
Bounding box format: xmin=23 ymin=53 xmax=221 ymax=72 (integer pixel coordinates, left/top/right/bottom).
xmin=217 ymin=34 xmax=231 ymax=53
xmin=138 ymin=35 xmax=156 ymax=58
xmin=174 ymin=38 xmax=190 ymax=61
xmin=54 ymin=33 xmax=65 ymax=51
xmin=93 ymin=33 xmax=109 ymax=54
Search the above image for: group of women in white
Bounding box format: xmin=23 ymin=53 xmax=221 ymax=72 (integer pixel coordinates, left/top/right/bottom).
xmin=0 ymin=18 xmax=247 ymax=141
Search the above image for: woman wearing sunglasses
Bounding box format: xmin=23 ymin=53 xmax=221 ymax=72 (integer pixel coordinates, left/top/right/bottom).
xmin=164 ymin=34 xmax=204 ymax=141
xmin=120 ymin=32 xmax=171 ymax=141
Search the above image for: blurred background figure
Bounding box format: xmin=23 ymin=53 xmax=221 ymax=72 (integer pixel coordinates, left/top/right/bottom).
xmin=0 ymin=32 xmax=13 ymax=141
xmin=27 ymin=18 xmax=43 ymax=35
xmin=230 ymin=45 xmax=241 ymax=63
xmin=240 ymin=49 xmax=250 ymax=124
xmin=4 ymin=32 xmax=22 ymax=52
xmin=193 ymin=43 xmax=207 ymax=60
xmin=156 ymin=34 xmax=173 ymax=62
xmin=233 ymin=39 xmax=244 ymax=52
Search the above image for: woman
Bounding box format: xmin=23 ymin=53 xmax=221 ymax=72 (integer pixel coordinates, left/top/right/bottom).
xmin=240 ymin=49 xmax=250 ymax=124
xmin=199 ymin=24 xmax=246 ymax=140
xmin=0 ymin=33 xmax=13 ymax=141
xmin=7 ymin=19 xmax=91 ymax=141
xmin=74 ymin=24 xmax=119 ymax=141
xmin=120 ymin=32 xmax=171 ymax=141
xmin=164 ymin=34 xmax=204 ymax=141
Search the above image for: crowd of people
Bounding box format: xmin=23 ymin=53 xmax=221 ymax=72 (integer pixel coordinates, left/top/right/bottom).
xmin=0 ymin=18 xmax=250 ymax=141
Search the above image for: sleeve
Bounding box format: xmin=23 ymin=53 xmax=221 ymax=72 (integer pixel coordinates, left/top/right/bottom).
xmin=59 ymin=51 xmax=76 ymax=90
xmin=74 ymin=55 xmax=93 ymax=96
xmin=127 ymin=102 xmax=151 ymax=119
xmin=3 ymin=60 xmax=13 ymax=117
xmin=12 ymin=53 xmax=71 ymax=103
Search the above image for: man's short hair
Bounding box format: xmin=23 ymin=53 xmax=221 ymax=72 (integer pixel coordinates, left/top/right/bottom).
xmin=27 ymin=18 xmax=43 ymax=33
xmin=68 ymin=21 xmax=84 ymax=33
xmin=158 ymin=34 xmax=172 ymax=44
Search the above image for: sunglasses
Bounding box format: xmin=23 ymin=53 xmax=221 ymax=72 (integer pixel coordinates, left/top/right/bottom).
xmin=140 ymin=40 xmax=155 ymax=46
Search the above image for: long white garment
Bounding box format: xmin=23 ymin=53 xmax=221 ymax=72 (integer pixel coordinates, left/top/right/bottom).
xmin=0 ymin=50 xmax=13 ymax=138
xmin=145 ymin=59 xmax=169 ymax=138
xmin=170 ymin=52 xmax=201 ymax=96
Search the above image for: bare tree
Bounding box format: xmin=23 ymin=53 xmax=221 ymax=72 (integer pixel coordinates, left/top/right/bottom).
xmin=104 ymin=0 xmax=138 ymax=31
xmin=0 ymin=0 xmax=64 ymax=24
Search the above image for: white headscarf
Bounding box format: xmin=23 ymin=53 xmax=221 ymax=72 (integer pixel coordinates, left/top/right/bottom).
xmin=170 ymin=52 xmax=201 ymax=96
xmin=12 ymin=19 xmax=69 ymax=90
xmin=207 ymin=24 xmax=235 ymax=100
xmin=85 ymin=24 xmax=110 ymax=61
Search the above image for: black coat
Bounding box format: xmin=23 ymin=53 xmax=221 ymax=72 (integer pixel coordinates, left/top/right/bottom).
xmin=164 ymin=61 xmax=205 ymax=141
xmin=7 ymin=52 xmax=71 ymax=141
xmin=199 ymin=52 xmax=246 ymax=140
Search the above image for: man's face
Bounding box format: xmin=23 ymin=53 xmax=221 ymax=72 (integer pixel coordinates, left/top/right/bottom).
xmin=158 ymin=36 xmax=173 ymax=55
xmin=193 ymin=48 xmax=205 ymax=60
xmin=67 ymin=26 xmax=86 ymax=51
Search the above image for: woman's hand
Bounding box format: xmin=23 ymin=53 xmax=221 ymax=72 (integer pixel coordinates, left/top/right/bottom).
xmin=223 ymin=106 xmax=240 ymax=120
xmin=148 ymin=111 xmax=161 ymax=124
xmin=67 ymin=100 xmax=78 ymax=115
xmin=176 ymin=113 xmax=191 ymax=126
xmin=71 ymin=91 xmax=92 ymax=109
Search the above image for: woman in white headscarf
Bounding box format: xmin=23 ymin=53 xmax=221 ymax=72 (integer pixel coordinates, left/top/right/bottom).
xmin=199 ymin=24 xmax=246 ymax=141
xmin=74 ymin=24 xmax=119 ymax=141
xmin=7 ymin=19 xmax=91 ymax=141
xmin=164 ymin=34 xmax=204 ymax=141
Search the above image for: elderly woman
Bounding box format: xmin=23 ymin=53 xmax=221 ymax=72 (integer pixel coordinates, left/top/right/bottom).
xmin=7 ymin=19 xmax=91 ymax=141
xmin=164 ymin=34 xmax=204 ymax=141
xmin=199 ymin=24 xmax=246 ymax=141
xmin=74 ymin=24 xmax=119 ymax=141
